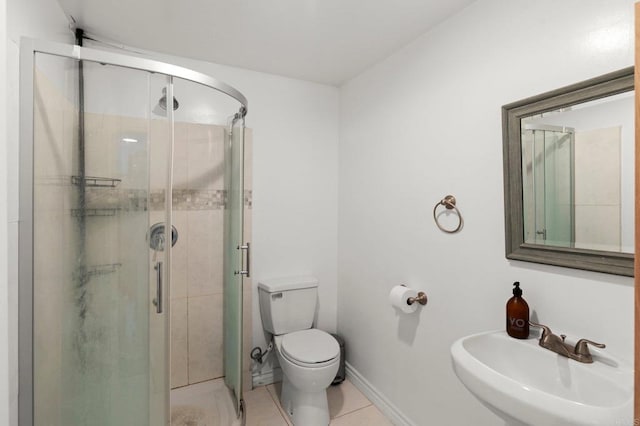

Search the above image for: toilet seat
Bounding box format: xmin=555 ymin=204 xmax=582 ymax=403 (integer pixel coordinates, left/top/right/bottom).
xmin=279 ymin=329 xmax=339 ymax=368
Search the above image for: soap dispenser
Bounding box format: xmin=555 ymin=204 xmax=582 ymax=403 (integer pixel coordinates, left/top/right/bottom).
xmin=506 ymin=282 xmax=529 ymax=339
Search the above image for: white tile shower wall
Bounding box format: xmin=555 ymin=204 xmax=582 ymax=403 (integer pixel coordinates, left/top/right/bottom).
xmin=168 ymin=123 xmax=253 ymax=389
xmin=574 ymin=127 xmax=621 ymax=250
xmin=187 ymin=210 xmax=223 ymax=298
xmin=338 ymin=1 xmax=635 ymax=425
xmin=171 ymin=299 xmax=189 ymax=388
xmin=188 ymin=293 xmax=224 ymax=383
xmin=168 ymin=123 xmax=226 ymax=387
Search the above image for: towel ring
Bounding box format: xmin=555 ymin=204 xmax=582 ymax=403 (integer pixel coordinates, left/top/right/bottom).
xmin=433 ymin=195 xmax=463 ymax=233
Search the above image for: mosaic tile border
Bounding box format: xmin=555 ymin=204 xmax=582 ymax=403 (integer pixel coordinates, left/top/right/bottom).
xmin=38 ymin=176 xmax=253 ymax=213
xmin=151 ymin=189 xmax=253 ymax=211
xmin=84 ymin=187 xmax=148 ymax=212
xmin=164 ymin=189 xmax=224 ymax=211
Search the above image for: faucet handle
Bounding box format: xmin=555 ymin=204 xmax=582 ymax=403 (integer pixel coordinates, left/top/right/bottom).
xmin=529 ymin=321 xmax=552 ymax=338
xmin=574 ymin=339 xmax=606 ymax=356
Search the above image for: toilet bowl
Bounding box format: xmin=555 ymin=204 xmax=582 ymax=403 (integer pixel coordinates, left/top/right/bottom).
xmin=274 ymin=330 xmax=340 ymax=426
xmin=258 ymin=276 xmax=341 ymax=426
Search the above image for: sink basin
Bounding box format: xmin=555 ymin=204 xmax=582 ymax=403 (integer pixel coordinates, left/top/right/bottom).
xmin=451 ymin=330 xmax=633 ymax=426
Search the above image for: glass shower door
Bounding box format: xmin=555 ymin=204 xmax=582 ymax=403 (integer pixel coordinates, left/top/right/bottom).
xmin=30 ymin=52 xmax=171 ymax=425
xmin=521 ymin=127 xmax=574 ymax=247
xmin=541 ymin=129 xmax=574 ymax=246
xmin=224 ymin=109 xmax=246 ymax=416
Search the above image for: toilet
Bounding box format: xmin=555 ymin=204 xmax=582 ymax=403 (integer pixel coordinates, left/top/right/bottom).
xmin=258 ymin=276 xmax=340 ymax=426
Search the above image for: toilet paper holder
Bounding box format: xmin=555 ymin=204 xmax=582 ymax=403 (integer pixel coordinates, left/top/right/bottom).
xmin=401 ymin=284 xmax=428 ymax=306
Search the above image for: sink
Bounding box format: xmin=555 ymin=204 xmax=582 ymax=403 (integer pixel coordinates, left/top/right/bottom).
xmin=450 ymin=330 xmax=633 ymax=426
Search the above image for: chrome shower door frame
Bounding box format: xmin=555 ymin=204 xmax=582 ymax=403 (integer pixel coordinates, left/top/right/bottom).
xmin=18 ymin=37 xmax=248 ymax=426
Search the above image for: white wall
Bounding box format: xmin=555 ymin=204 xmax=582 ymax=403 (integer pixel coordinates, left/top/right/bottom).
xmin=338 ymin=1 xmax=635 ymax=425
xmin=5 ymin=0 xmax=73 ymax=424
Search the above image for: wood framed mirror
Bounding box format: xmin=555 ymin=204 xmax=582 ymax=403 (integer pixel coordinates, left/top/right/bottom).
xmin=503 ymin=67 xmax=634 ymax=277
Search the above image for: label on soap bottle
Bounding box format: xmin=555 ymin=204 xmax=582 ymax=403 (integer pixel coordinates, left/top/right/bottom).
xmin=509 ymin=317 xmax=527 ymax=331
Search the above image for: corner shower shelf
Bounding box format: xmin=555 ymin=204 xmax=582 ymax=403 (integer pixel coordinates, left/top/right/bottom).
xmin=86 ymin=263 xmax=122 ymax=278
xmin=71 ymin=208 xmax=120 ymax=217
xmin=71 ymin=176 xmax=122 ymax=188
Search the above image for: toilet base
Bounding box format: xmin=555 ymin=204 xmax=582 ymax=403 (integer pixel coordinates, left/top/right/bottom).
xmin=280 ymin=375 xmax=330 ymax=426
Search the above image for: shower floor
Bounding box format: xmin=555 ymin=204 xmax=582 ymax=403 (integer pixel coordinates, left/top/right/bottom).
xmin=171 ymin=379 xmax=241 ymax=426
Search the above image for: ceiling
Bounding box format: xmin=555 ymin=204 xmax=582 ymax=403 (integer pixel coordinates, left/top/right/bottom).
xmin=56 ymin=0 xmax=476 ymax=86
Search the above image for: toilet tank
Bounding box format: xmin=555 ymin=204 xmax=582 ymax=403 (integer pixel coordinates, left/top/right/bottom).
xmin=258 ymin=276 xmax=318 ymax=335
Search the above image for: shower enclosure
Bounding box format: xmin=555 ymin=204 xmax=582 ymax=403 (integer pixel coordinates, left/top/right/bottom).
xmin=18 ymin=38 xmax=249 ymax=425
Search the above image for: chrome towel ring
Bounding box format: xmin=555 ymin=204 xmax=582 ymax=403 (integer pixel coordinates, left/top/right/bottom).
xmin=433 ymin=195 xmax=463 ymax=233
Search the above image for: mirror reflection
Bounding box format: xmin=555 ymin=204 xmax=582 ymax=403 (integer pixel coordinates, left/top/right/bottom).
xmin=503 ymin=67 xmax=633 ymax=276
xmin=520 ymin=91 xmax=634 ymax=254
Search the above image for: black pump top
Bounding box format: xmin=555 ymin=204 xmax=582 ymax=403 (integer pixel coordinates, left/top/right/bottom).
xmin=512 ymin=282 xmax=522 ymax=297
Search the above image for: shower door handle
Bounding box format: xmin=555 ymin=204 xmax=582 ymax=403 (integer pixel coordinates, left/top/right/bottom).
xmin=153 ymin=261 xmax=163 ymax=314
xmin=235 ymin=243 xmax=250 ymax=278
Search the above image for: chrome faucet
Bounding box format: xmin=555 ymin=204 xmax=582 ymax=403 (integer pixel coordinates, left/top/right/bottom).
xmin=529 ymin=321 xmax=605 ymax=364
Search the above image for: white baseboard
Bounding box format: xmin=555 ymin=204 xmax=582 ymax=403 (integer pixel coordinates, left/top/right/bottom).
xmin=345 ymin=362 xmax=417 ymax=426
xmin=251 ymin=367 xmax=282 ymax=388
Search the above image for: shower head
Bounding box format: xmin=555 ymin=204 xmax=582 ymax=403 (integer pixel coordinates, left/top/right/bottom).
xmin=158 ymin=87 xmax=179 ymax=111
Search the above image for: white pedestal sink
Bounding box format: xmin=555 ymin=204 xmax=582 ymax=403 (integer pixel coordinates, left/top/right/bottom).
xmin=450 ymin=330 xmax=633 ymax=426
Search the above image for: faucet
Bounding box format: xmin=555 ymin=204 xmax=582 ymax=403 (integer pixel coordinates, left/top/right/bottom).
xmin=529 ymin=321 xmax=605 ymax=364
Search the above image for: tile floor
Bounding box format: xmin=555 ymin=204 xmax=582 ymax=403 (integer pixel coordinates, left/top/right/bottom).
xmin=171 ymin=378 xmax=393 ymax=426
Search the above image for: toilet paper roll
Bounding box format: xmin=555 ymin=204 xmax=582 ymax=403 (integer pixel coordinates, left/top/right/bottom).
xmin=389 ymin=285 xmax=418 ymax=313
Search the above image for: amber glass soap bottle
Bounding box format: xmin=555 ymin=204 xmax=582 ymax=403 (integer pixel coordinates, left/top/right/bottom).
xmin=506 ymin=282 xmax=529 ymax=339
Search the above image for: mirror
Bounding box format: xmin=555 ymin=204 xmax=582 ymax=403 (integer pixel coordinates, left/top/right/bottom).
xmin=502 ymin=67 xmax=634 ymax=276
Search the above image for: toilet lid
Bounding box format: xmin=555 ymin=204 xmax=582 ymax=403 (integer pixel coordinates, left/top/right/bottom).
xmin=281 ymin=329 xmax=339 ymax=364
